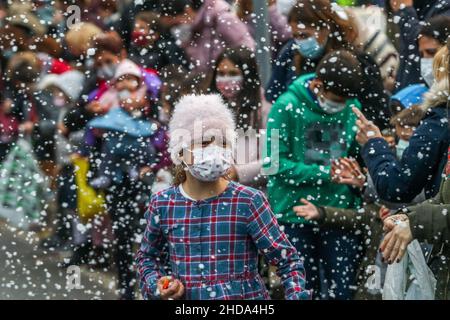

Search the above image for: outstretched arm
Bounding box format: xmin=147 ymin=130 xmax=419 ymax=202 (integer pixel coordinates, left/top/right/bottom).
xmin=247 ymin=191 xmax=311 ymax=300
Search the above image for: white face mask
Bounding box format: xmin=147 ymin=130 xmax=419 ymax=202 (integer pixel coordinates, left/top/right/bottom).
xmin=396 ymin=139 xmax=409 ymax=159
xmin=317 ymin=95 xmax=347 ymax=114
xmin=420 ymin=58 xmax=434 ymax=87
xmin=170 ymin=24 xmax=193 ymax=46
xmin=184 ymin=145 xmax=233 ymax=182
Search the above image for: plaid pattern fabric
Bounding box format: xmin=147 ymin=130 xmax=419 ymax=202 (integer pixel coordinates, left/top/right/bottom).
xmin=0 ymin=139 xmax=50 ymax=227
xmin=136 ymin=181 xmax=310 ymax=300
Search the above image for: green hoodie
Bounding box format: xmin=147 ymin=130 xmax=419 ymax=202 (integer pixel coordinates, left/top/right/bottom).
xmin=264 ymin=73 xmax=361 ymax=224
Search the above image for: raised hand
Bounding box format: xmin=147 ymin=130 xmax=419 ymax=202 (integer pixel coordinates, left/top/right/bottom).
xmin=352 ymin=107 xmax=382 ymax=146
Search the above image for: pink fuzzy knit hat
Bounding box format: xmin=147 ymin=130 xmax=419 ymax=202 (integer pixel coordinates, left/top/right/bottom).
xmin=168 ymin=94 xmax=236 ymax=165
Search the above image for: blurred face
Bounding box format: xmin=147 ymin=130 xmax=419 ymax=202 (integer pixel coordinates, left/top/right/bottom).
xmin=115 ymin=74 xmax=147 ymax=112
xmin=395 ymin=124 xmax=415 ymax=141
xmin=383 ymin=134 xmax=396 ymax=149
xmin=216 ymin=58 xmax=242 ymax=78
xmin=215 ymin=58 xmax=243 ymax=100
xmin=51 ymin=87 xmax=70 ymax=107
xmin=132 ymin=19 xmax=159 ymax=46
xmin=289 ymin=22 xmax=329 ymax=47
xmin=94 ymin=50 xmax=121 ymax=69
xmin=94 ymin=50 xmax=121 ymax=80
xmin=115 ymin=74 xmax=141 ymax=92
xmin=418 ymin=36 xmax=442 ymax=58
xmin=160 ymin=6 xmax=196 ymax=27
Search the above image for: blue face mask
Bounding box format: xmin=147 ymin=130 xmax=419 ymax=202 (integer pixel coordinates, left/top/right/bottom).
xmin=294 ymin=37 xmax=325 ymax=60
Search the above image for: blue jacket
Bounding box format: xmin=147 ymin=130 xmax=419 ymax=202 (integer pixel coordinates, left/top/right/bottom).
xmin=362 ymin=105 xmax=449 ymax=203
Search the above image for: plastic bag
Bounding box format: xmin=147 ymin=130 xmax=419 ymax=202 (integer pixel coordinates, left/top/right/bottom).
xmin=382 ymin=240 xmax=437 ymax=300
xmin=72 ymin=156 xmax=106 ymax=224
xmin=0 ymin=139 xmax=50 ymax=229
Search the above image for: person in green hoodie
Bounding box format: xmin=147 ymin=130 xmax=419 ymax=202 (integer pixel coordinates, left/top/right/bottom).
xmin=264 ymin=50 xmax=365 ymax=299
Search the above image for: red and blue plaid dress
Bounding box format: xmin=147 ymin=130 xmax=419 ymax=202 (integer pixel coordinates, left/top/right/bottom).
xmin=136 ymin=181 xmax=311 ymax=300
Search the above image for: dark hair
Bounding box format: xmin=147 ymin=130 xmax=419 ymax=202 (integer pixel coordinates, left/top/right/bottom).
xmin=92 ymin=31 xmax=123 ymax=56
xmin=211 ymin=47 xmax=262 ymax=130
xmin=158 ymin=0 xmax=203 ymax=16
xmin=420 ymin=15 xmax=450 ymax=45
xmin=135 ymin=11 xmax=162 ymax=34
xmin=316 ymin=50 xmax=364 ymax=98
xmin=288 ymin=0 xmax=358 ymax=51
xmin=180 ymin=72 xmax=210 ymax=96
xmin=158 ymin=0 xmax=189 ymax=16
xmin=96 ymin=0 xmax=117 ymax=11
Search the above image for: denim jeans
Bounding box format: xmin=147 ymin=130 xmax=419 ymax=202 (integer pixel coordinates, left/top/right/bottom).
xmin=281 ymin=222 xmax=361 ymax=300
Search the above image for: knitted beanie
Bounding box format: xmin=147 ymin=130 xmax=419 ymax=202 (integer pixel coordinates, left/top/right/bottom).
xmin=168 ymin=94 xmax=236 ymax=165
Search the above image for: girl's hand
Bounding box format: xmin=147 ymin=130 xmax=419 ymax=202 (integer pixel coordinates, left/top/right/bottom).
xmin=331 ymin=157 xmax=366 ymax=189
xmin=352 ymin=107 xmax=382 ymax=146
xmin=157 ymin=277 xmax=185 ymax=300
xmin=380 ymin=214 xmax=412 ymax=264
xmin=293 ymin=198 xmax=320 ymax=221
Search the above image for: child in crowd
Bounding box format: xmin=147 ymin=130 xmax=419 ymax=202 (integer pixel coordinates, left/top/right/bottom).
xmin=389 ymin=106 xmax=425 ymax=160
xmin=87 ymin=59 xmax=157 ymax=189
xmin=292 ymin=104 xmax=427 ymax=299
xmin=136 ymin=94 xmax=310 ymax=300
xmin=264 ymin=50 xmax=365 ymax=300
xmin=129 ymin=11 xmax=188 ymax=71
xmin=85 ymin=59 xmax=169 ymax=300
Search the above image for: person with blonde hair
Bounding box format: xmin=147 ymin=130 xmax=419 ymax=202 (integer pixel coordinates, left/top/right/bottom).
xmin=64 ymin=22 xmax=102 ymax=65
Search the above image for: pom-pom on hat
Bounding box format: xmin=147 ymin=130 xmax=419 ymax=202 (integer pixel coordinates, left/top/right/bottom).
xmin=169 ymin=94 xmax=236 ymax=165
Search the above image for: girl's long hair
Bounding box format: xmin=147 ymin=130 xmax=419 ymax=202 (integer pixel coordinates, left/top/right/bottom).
xmin=288 ymin=0 xmax=358 ymax=52
xmin=210 ymin=46 xmax=262 ymax=131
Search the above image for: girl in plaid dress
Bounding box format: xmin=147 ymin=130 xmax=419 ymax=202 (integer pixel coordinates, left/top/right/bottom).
xmin=136 ymin=94 xmax=310 ymax=300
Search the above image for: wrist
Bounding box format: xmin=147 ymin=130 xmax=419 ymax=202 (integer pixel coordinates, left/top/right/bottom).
xmin=317 ymin=206 xmax=327 ymax=223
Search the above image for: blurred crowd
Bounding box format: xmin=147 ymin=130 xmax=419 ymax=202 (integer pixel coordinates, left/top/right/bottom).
xmin=0 ymin=0 xmax=449 ymax=300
